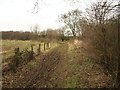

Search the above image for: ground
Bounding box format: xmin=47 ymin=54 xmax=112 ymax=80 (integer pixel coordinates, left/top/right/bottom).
xmin=2 ymin=40 xmax=113 ymax=88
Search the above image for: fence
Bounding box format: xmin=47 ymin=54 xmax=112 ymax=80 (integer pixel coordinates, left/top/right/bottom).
xmin=2 ymin=42 xmax=51 ymax=72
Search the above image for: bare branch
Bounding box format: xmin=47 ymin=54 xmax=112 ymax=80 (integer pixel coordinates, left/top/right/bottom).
xmin=30 ymin=0 xmax=39 ymax=14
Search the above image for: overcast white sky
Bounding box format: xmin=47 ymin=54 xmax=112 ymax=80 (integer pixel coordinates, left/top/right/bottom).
xmin=0 ymin=0 xmax=97 ymax=31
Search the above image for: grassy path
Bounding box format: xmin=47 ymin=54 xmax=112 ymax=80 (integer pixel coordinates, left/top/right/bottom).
xmin=42 ymin=41 xmax=112 ymax=88
xmin=63 ymin=42 xmax=112 ymax=88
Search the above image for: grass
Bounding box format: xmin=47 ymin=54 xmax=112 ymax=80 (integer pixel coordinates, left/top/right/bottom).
xmin=27 ymin=61 xmax=37 ymax=70
xmin=1 ymin=40 xmax=39 ymax=60
xmin=2 ymin=40 xmax=40 ymax=51
xmin=82 ymin=57 xmax=93 ymax=66
xmin=1 ymin=40 xmax=58 ymax=60
xmin=65 ymin=42 xmax=94 ymax=88
xmin=67 ymin=76 xmax=78 ymax=88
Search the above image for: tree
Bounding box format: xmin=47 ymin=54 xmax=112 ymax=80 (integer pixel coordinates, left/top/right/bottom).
xmin=86 ymin=0 xmax=119 ymax=55
xmin=46 ymin=29 xmax=59 ymax=40
xmin=31 ymin=24 xmax=40 ymax=35
xmin=60 ymin=9 xmax=82 ymax=37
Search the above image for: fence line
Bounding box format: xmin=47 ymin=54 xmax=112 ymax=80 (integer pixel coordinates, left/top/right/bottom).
xmin=2 ymin=42 xmax=51 ymax=72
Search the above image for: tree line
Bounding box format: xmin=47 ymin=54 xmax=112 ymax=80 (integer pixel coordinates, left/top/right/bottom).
xmin=1 ymin=28 xmax=71 ymax=41
xmin=1 ymin=31 xmax=39 ymax=40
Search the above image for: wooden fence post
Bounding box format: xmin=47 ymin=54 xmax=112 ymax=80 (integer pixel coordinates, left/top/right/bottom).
xmin=14 ymin=47 xmax=20 ymax=55
xmin=46 ymin=42 xmax=49 ymax=49
xmin=37 ymin=43 xmax=41 ymax=55
xmin=31 ymin=44 xmax=33 ymax=52
xmin=39 ymin=43 xmax=41 ymax=52
xmin=11 ymin=47 xmax=20 ymax=71
xmin=30 ymin=44 xmax=34 ymax=59
xmin=44 ymin=42 xmax=46 ymax=51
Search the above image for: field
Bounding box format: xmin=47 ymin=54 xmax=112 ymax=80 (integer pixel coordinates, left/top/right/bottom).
xmin=1 ymin=40 xmax=58 ymax=61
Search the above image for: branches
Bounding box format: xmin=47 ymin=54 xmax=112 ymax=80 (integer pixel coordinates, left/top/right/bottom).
xmin=60 ymin=9 xmax=82 ymax=37
xmin=87 ymin=0 xmax=119 ymax=25
xmin=31 ymin=0 xmax=39 ymax=14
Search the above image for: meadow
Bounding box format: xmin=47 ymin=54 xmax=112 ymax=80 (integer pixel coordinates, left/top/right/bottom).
xmin=1 ymin=40 xmax=58 ymax=60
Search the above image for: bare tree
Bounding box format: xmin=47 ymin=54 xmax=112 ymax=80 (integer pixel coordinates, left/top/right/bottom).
xmin=30 ymin=24 xmax=40 ymax=35
xmin=86 ymin=0 xmax=119 ymax=52
xmin=60 ymin=9 xmax=82 ymax=37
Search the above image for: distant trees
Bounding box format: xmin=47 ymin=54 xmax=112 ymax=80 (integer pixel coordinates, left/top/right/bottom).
xmin=30 ymin=24 xmax=40 ymax=35
xmin=1 ymin=27 xmax=70 ymax=41
xmin=39 ymin=28 xmax=70 ymax=42
xmin=45 ymin=29 xmax=59 ymax=41
xmin=2 ymin=31 xmax=39 ymax=40
xmin=58 ymin=28 xmax=70 ymax=41
xmin=46 ymin=29 xmax=58 ymax=39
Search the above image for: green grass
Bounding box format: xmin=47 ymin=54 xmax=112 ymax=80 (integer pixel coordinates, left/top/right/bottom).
xmin=67 ymin=76 xmax=78 ymax=88
xmin=27 ymin=61 xmax=37 ymax=70
xmin=65 ymin=42 xmax=95 ymax=88
xmin=82 ymin=57 xmax=93 ymax=66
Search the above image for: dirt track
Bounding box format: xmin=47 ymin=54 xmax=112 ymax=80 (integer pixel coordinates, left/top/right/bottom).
xmin=13 ymin=43 xmax=68 ymax=88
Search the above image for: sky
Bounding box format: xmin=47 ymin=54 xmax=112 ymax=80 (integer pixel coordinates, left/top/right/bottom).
xmin=0 ymin=0 xmax=97 ymax=31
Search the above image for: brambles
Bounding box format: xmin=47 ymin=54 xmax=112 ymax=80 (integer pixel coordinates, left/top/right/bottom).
xmin=3 ymin=43 xmax=42 ymax=72
xmin=3 ymin=47 xmax=34 ymax=72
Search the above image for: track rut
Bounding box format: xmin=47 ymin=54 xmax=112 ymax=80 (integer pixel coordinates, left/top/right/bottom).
xmin=15 ymin=43 xmax=68 ymax=88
